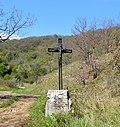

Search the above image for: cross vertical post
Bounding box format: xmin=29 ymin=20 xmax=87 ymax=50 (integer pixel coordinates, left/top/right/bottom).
xmin=58 ymin=38 xmax=63 ymax=90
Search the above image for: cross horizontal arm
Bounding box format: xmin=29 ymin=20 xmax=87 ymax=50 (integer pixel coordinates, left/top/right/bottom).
xmin=48 ymin=48 xmax=59 ymax=52
xmin=62 ymin=49 xmax=72 ymax=53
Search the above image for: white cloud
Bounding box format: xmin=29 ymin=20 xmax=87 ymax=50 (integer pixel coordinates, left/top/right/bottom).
xmin=0 ymin=33 xmax=21 ymax=40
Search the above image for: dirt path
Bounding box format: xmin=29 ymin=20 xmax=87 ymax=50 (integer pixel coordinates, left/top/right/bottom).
xmin=0 ymin=97 xmax=35 ymax=127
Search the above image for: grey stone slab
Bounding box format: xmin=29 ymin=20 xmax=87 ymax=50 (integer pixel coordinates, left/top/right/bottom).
xmin=45 ymin=90 xmax=71 ymax=116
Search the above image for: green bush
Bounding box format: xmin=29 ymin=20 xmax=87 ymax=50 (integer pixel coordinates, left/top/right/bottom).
xmin=0 ymin=56 xmax=9 ymax=77
xmin=0 ymin=56 xmax=13 ymax=79
xmin=4 ymin=74 xmax=12 ymax=80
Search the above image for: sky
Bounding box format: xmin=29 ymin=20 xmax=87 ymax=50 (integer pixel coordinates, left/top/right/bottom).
xmin=1 ymin=0 xmax=120 ymax=38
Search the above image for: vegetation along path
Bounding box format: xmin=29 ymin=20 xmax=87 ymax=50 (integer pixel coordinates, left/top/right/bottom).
xmin=0 ymin=92 xmax=39 ymax=127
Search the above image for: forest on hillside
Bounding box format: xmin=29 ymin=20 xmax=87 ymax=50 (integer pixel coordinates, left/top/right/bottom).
xmin=0 ymin=18 xmax=120 ymax=89
xmin=0 ymin=35 xmax=73 ymax=87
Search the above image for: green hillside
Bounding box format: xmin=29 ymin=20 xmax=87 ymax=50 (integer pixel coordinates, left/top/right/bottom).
xmin=0 ymin=35 xmax=73 ymax=89
xmin=0 ymin=26 xmax=120 ymax=126
xmin=11 ymin=48 xmax=119 ymax=126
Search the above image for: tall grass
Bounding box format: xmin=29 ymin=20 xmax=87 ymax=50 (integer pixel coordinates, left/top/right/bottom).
xmin=26 ymin=94 xmax=120 ymax=127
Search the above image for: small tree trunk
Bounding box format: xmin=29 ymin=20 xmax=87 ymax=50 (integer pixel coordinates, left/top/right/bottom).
xmin=82 ymin=80 xmax=86 ymax=85
xmin=93 ymin=72 xmax=98 ymax=79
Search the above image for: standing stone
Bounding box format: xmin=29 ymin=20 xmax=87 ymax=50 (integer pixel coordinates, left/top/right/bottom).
xmin=45 ymin=90 xmax=71 ymax=116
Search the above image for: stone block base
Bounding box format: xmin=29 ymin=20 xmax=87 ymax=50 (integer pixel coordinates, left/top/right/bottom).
xmin=45 ymin=90 xmax=71 ymax=116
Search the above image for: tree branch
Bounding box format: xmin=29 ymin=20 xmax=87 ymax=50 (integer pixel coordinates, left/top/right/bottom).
xmin=0 ymin=8 xmax=36 ymax=42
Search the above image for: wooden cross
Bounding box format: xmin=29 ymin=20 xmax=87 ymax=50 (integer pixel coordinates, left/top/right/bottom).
xmin=48 ymin=38 xmax=72 ymax=90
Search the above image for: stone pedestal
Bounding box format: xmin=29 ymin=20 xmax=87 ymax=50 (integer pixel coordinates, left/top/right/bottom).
xmin=45 ymin=90 xmax=71 ymax=116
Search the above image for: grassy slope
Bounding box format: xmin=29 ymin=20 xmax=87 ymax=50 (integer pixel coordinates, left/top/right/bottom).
xmin=13 ymin=52 xmax=120 ymax=126
xmin=1 ymin=49 xmax=120 ymax=126
xmin=14 ymin=63 xmax=76 ymax=95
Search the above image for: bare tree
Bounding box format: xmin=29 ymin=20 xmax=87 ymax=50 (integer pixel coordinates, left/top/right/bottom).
xmin=0 ymin=8 xmax=35 ymax=42
xmin=72 ymin=18 xmax=102 ymax=80
xmin=72 ymin=18 xmax=91 ymax=62
xmin=72 ymin=17 xmax=120 ymax=81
